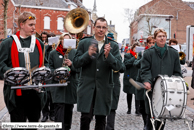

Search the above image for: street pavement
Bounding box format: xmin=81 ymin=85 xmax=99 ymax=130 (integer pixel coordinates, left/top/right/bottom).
xmin=1 ymin=65 xmax=194 ymax=130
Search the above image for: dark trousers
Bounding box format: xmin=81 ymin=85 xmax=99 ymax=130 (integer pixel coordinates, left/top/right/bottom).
xmin=80 ymin=90 xmax=106 ymax=130
xmin=106 ymin=109 xmax=116 ymax=130
xmin=139 ymin=100 xmax=147 ymax=126
xmin=54 ymin=103 xmax=74 ymax=130
xmin=42 ymin=91 xmax=55 ymax=117
xmin=10 ymin=90 xmax=41 ymax=130
xmin=127 ymin=93 xmax=140 ymax=112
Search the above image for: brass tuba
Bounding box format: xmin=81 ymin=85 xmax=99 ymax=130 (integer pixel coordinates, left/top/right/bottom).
xmin=35 ymin=32 xmax=42 ymax=40
xmin=64 ymin=8 xmax=89 ymax=34
xmin=179 ymin=52 xmax=186 ymax=60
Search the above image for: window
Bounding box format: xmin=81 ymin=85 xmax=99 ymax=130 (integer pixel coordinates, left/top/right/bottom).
xmin=57 ymin=17 xmax=64 ymax=30
xmin=44 ymin=16 xmax=50 ymax=29
xmin=87 ymin=25 xmax=91 ymax=35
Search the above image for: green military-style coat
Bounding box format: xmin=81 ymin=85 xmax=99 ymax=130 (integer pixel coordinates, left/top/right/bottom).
xmin=123 ymin=53 xmax=138 ymax=94
xmin=49 ymin=49 xmax=79 ymax=104
xmin=111 ymin=62 xmax=125 ymax=110
xmin=73 ymin=36 xmax=122 ymax=116
xmin=0 ymin=36 xmax=48 ymax=113
xmin=140 ymin=45 xmax=182 ymax=114
xmin=133 ymin=51 xmax=145 ymax=100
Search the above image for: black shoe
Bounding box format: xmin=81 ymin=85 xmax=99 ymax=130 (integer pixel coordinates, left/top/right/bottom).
xmin=135 ymin=111 xmax=141 ymax=116
xmin=41 ymin=116 xmax=48 ymax=122
xmin=127 ymin=110 xmax=131 ymax=114
xmin=50 ymin=116 xmax=55 ymax=121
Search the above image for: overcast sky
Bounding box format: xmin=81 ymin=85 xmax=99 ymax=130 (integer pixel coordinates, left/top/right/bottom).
xmin=83 ymin=0 xmax=194 ymax=43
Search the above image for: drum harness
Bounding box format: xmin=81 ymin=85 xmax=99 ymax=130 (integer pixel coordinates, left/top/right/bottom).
xmin=8 ymin=35 xmax=68 ymax=92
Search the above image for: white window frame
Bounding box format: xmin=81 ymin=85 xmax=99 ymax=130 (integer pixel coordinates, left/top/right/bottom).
xmin=57 ymin=17 xmax=64 ymax=30
xmin=44 ymin=16 xmax=50 ymax=29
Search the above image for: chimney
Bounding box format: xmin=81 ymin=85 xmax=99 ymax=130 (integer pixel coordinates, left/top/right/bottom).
xmin=110 ymin=20 xmax=112 ymax=25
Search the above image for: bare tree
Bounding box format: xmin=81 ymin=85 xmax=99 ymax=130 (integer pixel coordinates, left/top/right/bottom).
xmin=124 ymin=8 xmax=135 ymax=25
xmin=1 ymin=0 xmax=9 ymax=38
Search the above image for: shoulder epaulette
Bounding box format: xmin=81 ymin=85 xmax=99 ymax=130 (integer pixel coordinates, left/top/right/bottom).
xmin=107 ymin=38 xmax=118 ymax=44
xmin=168 ymin=46 xmax=178 ymax=51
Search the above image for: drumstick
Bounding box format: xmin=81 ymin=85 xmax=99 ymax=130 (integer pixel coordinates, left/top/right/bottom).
xmin=42 ymin=45 xmax=45 ymax=67
xmin=129 ymin=78 xmax=145 ymax=90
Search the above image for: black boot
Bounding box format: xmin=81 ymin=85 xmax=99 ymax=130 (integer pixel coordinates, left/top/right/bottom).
xmin=142 ymin=114 xmax=147 ymax=130
xmin=144 ymin=115 xmax=153 ymax=130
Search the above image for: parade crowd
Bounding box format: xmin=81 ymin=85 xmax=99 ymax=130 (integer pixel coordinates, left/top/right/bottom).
xmin=0 ymin=11 xmax=189 ymax=130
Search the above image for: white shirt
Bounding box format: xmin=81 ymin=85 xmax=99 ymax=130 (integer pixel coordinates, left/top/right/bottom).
xmin=94 ymin=36 xmax=105 ymax=52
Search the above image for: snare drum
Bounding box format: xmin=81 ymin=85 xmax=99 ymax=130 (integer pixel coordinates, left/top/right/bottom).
xmin=4 ymin=67 xmax=30 ymax=85
xmin=53 ymin=67 xmax=70 ymax=82
xmin=31 ymin=67 xmax=52 ymax=84
xmin=152 ymin=75 xmax=187 ymax=119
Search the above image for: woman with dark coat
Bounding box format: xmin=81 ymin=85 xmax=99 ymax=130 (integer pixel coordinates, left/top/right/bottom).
xmin=123 ymin=43 xmax=140 ymax=115
xmin=49 ymin=33 xmax=79 ymax=130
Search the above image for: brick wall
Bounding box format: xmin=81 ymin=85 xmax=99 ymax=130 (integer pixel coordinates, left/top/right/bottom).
xmin=0 ymin=0 xmax=92 ymax=40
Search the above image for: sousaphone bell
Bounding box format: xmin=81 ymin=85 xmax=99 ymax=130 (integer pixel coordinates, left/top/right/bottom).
xmin=64 ymin=8 xmax=89 ymax=34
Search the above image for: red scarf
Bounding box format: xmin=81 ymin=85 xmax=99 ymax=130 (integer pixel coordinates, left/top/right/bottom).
xmin=129 ymin=49 xmax=137 ymax=59
xmin=56 ymin=42 xmax=67 ymax=56
xmin=145 ymin=46 xmax=149 ymax=50
xmin=11 ymin=31 xmax=43 ymax=96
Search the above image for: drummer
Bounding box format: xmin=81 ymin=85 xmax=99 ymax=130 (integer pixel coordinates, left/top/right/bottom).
xmin=0 ymin=11 xmax=47 ymax=126
xmin=48 ymin=33 xmax=79 ymax=130
xmin=140 ymin=28 xmax=182 ymax=130
xmin=133 ymin=35 xmax=154 ymax=130
xmin=168 ymin=38 xmax=186 ymax=65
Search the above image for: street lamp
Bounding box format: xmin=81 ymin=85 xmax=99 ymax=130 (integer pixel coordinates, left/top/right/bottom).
xmin=165 ymin=16 xmax=174 ymax=40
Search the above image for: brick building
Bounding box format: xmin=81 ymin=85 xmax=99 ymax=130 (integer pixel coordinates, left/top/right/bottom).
xmin=130 ymin=0 xmax=194 ymax=44
xmin=0 ymin=0 xmax=93 ymax=39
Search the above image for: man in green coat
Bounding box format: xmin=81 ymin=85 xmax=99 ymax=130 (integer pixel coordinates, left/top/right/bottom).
xmin=73 ymin=17 xmax=122 ymax=130
xmin=140 ymin=28 xmax=182 ymax=130
xmin=0 ymin=12 xmax=47 ymax=125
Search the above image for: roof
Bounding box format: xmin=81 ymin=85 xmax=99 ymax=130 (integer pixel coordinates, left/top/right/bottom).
xmin=185 ymin=2 xmax=194 ymax=10
xmin=12 ymin=0 xmax=69 ymax=9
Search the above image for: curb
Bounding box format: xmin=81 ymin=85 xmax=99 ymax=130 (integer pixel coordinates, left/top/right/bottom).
xmin=187 ymin=106 xmax=194 ymax=113
xmin=0 ymin=107 xmax=8 ymax=121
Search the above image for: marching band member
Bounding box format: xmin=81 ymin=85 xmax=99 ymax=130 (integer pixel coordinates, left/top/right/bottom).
xmin=169 ymin=38 xmax=186 ymax=65
xmin=0 ymin=11 xmax=47 ymax=128
xmin=73 ymin=17 xmax=122 ymax=130
xmin=133 ymin=36 xmax=154 ymax=130
xmin=106 ymin=33 xmax=126 ymax=130
xmin=141 ymin=28 xmax=182 ymax=130
xmin=40 ymin=31 xmax=55 ymax=122
xmin=48 ymin=33 xmax=79 ymax=130
xmin=123 ymin=43 xmax=140 ymax=115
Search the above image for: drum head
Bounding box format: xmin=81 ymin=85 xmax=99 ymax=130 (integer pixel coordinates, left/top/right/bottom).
xmin=152 ymin=76 xmax=166 ymax=118
xmin=4 ymin=67 xmax=30 ymax=85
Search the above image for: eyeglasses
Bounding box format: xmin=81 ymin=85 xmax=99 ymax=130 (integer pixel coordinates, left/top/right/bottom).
xmin=95 ymin=26 xmax=107 ymax=30
xmin=22 ymin=16 xmax=36 ymax=23
xmin=148 ymin=42 xmax=155 ymax=44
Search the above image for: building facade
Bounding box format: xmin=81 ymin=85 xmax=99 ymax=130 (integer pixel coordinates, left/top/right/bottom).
xmin=130 ymin=0 xmax=194 ymax=44
xmin=0 ymin=0 xmax=92 ymax=39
